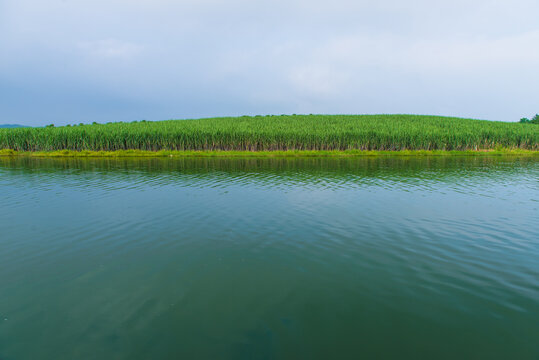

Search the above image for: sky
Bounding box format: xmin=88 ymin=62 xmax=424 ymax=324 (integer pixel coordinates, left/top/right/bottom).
xmin=1 ymin=0 xmax=538 ymax=126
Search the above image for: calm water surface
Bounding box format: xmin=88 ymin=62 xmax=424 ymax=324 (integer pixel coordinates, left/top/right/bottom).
xmin=0 ymin=157 xmax=538 ymax=359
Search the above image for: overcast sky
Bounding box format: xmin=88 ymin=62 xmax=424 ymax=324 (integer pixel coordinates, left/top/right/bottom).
xmin=1 ymin=0 xmax=538 ymax=126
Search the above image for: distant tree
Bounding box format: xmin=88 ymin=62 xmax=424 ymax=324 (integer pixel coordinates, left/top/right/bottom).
xmin=46 ymin=124 xmax=55 ymax=128
xmin=520 ymin=115 xmax=539 ymax=124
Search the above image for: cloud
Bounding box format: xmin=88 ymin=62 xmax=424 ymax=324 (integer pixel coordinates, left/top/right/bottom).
xmin=289 ymin=64 xmax=347 ymax=97
xmin=77 ymin=39 xmax=144 ymax=60
xmin=295 ymin=29 xmax=539 ymax=76
xmin=1 ymin=0 xmax=539 ymax=125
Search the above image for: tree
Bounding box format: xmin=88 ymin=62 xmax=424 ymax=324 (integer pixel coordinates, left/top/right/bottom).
xmin=520 ymin=115 xmax=538 ymax=124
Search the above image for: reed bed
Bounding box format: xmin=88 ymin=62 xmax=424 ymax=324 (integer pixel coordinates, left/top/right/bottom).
xmin=1 ymin=115 xmax=537 ymax=152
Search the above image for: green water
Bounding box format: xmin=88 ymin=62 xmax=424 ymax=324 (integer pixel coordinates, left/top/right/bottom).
xmin=0 ymin=157 xmax=538 ymax=359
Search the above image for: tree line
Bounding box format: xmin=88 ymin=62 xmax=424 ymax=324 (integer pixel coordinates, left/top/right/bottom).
xmin=520 ymin=115 xmax=539 ymax=124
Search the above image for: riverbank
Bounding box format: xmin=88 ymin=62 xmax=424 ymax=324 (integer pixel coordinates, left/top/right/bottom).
xmin=1 ymin=149 xmax=537 ymax=158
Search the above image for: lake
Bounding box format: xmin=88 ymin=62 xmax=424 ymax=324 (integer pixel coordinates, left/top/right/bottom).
xmin=0 ymin=156 xmax=538 ymax=359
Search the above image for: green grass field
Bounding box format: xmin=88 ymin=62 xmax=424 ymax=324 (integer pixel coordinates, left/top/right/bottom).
xmin=0 ymin=115 xmax=537 ymax=152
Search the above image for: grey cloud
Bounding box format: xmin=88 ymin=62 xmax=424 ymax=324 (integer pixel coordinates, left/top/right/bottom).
xmin=1 ymin=0 xmax=538 ymax=125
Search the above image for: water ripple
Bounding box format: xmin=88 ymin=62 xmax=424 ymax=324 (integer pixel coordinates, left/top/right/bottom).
xmin=0 ymin=156 xmax=538 ymax=359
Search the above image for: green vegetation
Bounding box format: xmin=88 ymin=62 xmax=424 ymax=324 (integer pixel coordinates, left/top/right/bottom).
xmin=0 ymin=115 xmax=537 ymax=152
xmin=520 ymin=114 xmax=539 ymax=124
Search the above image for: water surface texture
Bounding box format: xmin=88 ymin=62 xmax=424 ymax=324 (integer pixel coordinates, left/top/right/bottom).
xmin=1 ymin=157 xmax=538 ymax=359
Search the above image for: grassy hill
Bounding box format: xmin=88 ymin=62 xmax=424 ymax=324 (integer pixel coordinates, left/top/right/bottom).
xmin=0 ymin=115 xmax=537 ymax=152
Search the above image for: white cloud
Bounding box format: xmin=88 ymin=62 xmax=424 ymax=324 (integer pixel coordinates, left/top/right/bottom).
xmin=297 ymin=29 xmax=539 ymax=75
xmin=289 ymin=64 xmax=346 ymax=96
xmin=77 ymin=39 xmax=144 ymax=60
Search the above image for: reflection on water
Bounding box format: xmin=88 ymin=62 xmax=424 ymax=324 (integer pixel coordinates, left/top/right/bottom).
xmin=0 ymin=156 xmax=538 ymax=359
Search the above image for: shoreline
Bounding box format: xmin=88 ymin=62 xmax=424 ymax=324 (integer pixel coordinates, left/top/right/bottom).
xmin=0 ymin=149 xmax=537 ymax=158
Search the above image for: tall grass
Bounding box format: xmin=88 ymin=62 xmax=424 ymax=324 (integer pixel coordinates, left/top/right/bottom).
xmin=1 ymin=115 xmax=537 ymax=152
